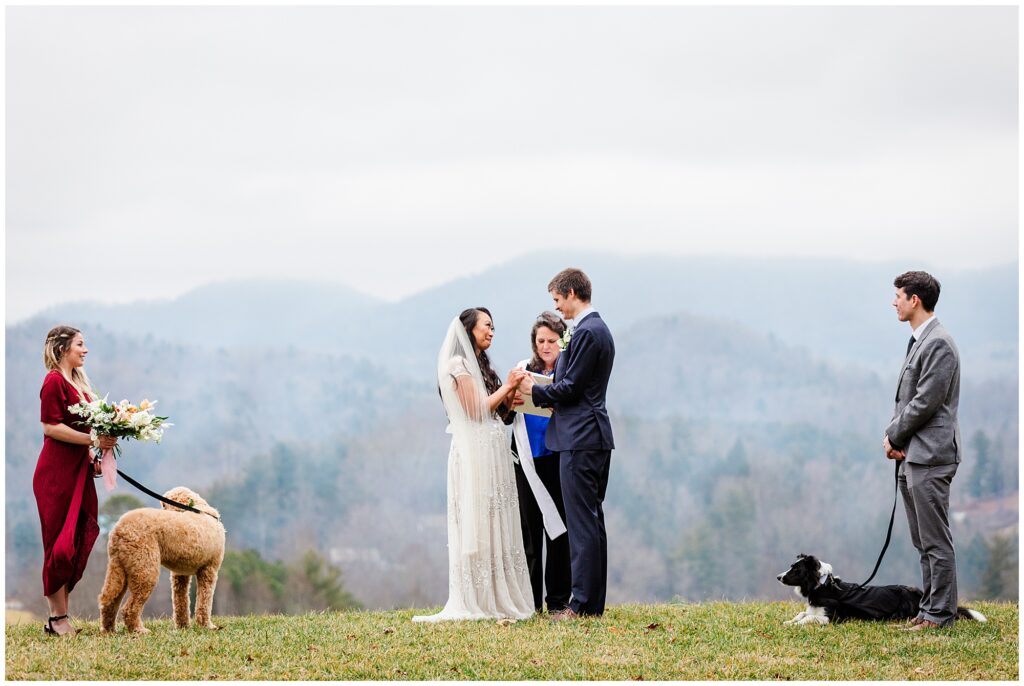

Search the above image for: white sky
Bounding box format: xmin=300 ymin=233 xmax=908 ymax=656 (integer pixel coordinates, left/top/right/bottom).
xmin=5 ymin=5 xmax=1018 ymax=322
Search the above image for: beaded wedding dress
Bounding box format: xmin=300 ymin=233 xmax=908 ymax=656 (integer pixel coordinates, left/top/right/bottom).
xmin=412 ymin=318 xmax=534 ymax=622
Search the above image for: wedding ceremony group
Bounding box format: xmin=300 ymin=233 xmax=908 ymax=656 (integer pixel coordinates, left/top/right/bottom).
xmin=25 ymin=264 xmax=978 ymax=648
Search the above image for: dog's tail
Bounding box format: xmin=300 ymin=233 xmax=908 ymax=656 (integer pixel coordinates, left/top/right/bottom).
xmin=957 ymin=606 xmax=987 ymax=623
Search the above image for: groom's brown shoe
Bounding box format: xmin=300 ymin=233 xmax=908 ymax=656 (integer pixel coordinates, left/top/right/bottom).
xmin=902 ymin=619 xmax=941 ymax=632
xmin=549 ymin=608 xmax=579 ymax=622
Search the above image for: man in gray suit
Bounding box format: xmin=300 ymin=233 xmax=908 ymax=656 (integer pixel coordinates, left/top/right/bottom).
xmin=883 ymin=270 xmax=961 ymax=631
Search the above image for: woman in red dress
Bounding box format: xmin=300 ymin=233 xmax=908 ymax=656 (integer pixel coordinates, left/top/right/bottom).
xmin=34 ymin=325 xmax=117 ymax=636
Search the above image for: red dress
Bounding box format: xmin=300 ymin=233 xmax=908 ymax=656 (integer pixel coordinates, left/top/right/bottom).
xmin=32 ymin=370 xmax=99 ymax=597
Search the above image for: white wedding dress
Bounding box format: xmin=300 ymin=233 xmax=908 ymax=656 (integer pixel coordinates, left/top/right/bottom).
xmin=412 ymin=318 xmax=534 ymax=622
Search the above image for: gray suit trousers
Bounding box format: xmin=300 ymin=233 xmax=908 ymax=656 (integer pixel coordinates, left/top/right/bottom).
xmin=899 ymin=460 xmax=958 ymax=626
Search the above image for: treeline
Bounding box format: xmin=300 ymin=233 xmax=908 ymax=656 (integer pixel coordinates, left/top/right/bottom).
xmin=960 ymin=532 xmax=1019 ymax=601
xmin=193 ymin=424 xmax=1019 ymax=609
xmin=6 ymin=405 xmax=1016 ymax=618
xmin=217 ymin=549 xmax=360 ymax=616
xmin=967 ymin=430 xmax=1017 ymax=499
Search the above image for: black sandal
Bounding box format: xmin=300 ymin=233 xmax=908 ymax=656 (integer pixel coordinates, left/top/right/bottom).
xmin=43 ymin=614 xmax=69 ymax=636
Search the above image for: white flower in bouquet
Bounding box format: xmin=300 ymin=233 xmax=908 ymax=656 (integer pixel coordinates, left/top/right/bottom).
xmin=68 ymin=395 xmax=172 ymax=455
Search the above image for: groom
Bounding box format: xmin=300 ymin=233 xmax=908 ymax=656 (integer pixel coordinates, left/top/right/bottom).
xmin=518 ymin=268 xmax=615 ymax=619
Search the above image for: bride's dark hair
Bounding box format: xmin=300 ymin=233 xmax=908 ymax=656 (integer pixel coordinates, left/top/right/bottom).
xmin=460 ymin=307 xmax=502 ymax=395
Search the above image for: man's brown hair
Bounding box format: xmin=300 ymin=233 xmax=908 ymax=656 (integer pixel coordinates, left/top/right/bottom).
xmin=894 ymin=271 xmax=941 ymax=312
xmin=548 ymin=268 xmax=592 ymax=302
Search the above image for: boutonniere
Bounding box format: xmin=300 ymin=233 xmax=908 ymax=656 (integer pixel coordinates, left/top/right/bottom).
xmin=558 ymin=328 xmax=573 ymax=351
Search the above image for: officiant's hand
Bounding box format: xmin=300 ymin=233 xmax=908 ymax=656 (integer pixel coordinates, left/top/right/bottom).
xmin=511 ymin=391 xmax=525 ymax=407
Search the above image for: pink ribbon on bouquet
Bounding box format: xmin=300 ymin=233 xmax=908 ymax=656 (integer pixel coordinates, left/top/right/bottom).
xmin=101 ymin=448 xmax=118 ymax=491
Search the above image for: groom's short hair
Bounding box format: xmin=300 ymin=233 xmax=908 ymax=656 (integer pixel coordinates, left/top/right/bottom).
xmin=894 ymin=271 xmax=941 ymax=312
xmin=548 ymin=268 xmax=592 ymax=302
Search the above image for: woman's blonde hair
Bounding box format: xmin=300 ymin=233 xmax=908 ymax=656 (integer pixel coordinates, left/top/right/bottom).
xmin=43 ymin=325 xmax=96 ymax=400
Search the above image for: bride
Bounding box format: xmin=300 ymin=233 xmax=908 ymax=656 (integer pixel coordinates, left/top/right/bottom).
xmin=413 ymin=308 xmax=535 ymax=622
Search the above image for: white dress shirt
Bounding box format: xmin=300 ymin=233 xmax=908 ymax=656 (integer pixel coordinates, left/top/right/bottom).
xmin=572 ymin=306 xmax=595 ymax=327
xmin=912 ymin=315 xmax=937 ymax=340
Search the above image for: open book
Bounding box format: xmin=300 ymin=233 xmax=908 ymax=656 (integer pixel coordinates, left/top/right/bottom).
xmin=515 ymin=372 xmax=553 ymax=417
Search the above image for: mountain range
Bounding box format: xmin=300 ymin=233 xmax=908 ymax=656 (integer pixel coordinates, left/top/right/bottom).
xmin=30 ymin=254 xmax=1018 ymax=378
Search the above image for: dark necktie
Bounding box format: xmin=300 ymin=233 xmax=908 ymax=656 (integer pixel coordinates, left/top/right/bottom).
xmin=905 ymin=335 xmax=916 ymax=357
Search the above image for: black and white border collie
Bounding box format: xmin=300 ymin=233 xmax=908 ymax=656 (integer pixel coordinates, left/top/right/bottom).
xmin=777 ymin=554 xmax=987 ymax=626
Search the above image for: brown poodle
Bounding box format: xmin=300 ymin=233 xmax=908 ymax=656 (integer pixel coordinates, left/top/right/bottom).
xmin=98 ymin=487 xmax=225 ymax=633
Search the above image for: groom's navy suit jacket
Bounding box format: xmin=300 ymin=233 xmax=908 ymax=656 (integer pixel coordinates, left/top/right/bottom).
xmin=532 ymin=312 xmax=615 ymax=452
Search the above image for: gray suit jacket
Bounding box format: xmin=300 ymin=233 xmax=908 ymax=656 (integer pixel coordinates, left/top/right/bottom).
xmin=885 ymin=319 xmax=961 ymax=466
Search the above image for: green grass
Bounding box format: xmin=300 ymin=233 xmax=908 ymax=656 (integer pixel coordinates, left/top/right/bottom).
xmin=5 ymin=602 xmax=1017 ymax=680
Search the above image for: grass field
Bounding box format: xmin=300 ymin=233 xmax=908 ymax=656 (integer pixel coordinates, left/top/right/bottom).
xmin=5 ymin=601 xmax=1018 ymax=680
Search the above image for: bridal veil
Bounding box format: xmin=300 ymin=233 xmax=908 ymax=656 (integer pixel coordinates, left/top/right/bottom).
xmin=412 ymin=316 xmax=534 ymax=622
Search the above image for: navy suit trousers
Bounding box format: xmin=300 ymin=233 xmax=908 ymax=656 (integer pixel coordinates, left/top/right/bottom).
xmin=560 ymin=448 xmax=612 ymax=616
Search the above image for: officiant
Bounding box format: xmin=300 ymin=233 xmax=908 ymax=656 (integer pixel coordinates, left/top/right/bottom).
xmin=511 ymin=312 xmax=571 ymax=614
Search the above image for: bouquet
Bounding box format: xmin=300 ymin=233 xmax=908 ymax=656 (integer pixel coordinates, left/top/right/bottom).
xmin=68 ymin=396 xmax=171 ymax=491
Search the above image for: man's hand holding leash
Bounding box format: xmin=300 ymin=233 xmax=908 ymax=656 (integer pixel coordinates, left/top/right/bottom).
xmin=882 ymin=435 xmax=905 ymax=460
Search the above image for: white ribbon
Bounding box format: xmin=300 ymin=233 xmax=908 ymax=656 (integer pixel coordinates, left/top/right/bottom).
xmin=512 ymin=360 xmax=567 ymax=540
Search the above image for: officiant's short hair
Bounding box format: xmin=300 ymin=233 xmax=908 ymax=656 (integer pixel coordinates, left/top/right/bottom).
xmin=548 ymin=268 xmax=592 ymax=302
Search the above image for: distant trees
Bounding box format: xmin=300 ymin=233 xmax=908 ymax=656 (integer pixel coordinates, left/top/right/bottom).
xmin=967 ymin=431 xmax=999 ymax=498
xmin=978 ymin=533 xmax=1018 ymax=601
xmin=966 ymin=429 xmax=1018 ymax=500
xmin=216 ymin=548 xmax=360 ymax=616
xmin=285 ymin=550 xmax=360 ymax=613
xmin=960 ymin=531 xmax=1019 ymax=602
xmin=677 ymin=484 xmax=758 ymax=599
xmin=960 ymin=534 xmax=990 ymax=596
xmin=217 ymin=549 xmax=287 ymax=615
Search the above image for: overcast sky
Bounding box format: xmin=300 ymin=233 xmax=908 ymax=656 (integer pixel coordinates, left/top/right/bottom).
xmin=6 ymin=5 xmax=1018 ymax=322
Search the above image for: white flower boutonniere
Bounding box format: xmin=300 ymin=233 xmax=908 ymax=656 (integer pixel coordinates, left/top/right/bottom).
xmin=558 ymin=327 xmax=573 ymax=351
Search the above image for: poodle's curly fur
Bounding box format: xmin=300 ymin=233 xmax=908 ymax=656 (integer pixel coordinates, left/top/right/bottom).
xmin=98 ymin=487 xmax=225 ymax=633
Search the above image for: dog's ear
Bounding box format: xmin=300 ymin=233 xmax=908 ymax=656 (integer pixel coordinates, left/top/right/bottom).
xmin=794 ymin=555 xmax=821 ymax=585
xmin=817 ymin=560 xmax=834 ymax=585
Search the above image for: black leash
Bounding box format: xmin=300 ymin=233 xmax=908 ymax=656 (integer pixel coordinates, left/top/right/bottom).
xmin=857 ymin=459 xmax=901 ymax=588
xmin=116 ymin=469 xmax=221 ymax=521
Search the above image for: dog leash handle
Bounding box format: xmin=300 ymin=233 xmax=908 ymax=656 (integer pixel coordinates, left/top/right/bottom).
xmin=857 ymin=459 xmax=901 ymax=588
xmin=116 ymin=469 xmax=220 ymax=520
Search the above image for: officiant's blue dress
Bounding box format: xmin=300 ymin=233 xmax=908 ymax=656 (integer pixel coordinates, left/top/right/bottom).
xmin=513 ymin=367 xmax=571 ymax=612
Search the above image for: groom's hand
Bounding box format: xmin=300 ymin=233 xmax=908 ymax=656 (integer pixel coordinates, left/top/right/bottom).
xmin=518 ymin=375 xmax=535 ymax=396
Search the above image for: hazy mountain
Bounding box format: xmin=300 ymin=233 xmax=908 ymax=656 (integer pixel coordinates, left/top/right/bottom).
xmin=383 ymin=254 xmax=1017 ymax=378
xmin=37 ymin=279 xmax=382 ymax=350
xmin=612 ymin=312 xmax=888 ymax=430
xmin=31 ymin=256 xmax=1017 ymax=380
xmin=5 ymin=317 xmax=426 ymax=491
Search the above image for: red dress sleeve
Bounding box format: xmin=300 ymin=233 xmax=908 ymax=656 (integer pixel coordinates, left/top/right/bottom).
xmin=40 ymin=372 xmax=66 ymax=425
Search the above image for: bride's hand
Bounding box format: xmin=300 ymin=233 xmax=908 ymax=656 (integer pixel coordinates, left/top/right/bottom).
xmin=505 ymin=368 xmax=526 ymax=389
